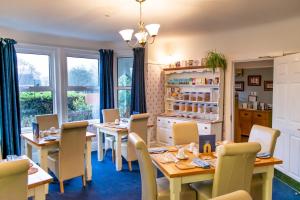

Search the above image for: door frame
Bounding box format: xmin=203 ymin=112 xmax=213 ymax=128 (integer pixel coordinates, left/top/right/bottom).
xmin=230 ymin=58 xmax=274 ymax=141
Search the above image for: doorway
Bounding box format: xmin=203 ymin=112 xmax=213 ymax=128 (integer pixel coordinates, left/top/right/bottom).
xmin=232 ymin=59 xmax=274 ymax=142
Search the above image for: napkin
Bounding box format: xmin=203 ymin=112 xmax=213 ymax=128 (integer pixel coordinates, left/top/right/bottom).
xmin=256 ymin=152 xmax=271 ymax=158
xmin=43 ymin=136 xmax=59 ymax=141
xmin=192 ymin=158 xmax=210 ymax=169
xmin=148 ymin=147 xmax=168 ymax=154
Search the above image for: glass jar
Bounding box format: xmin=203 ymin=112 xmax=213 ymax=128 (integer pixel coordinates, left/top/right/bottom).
xmin=197 ymin=92 xmax=204 ymax=101
xmin=180 ymin=102 xmax=186 ymax=111
xmin=192 ymin=103 xmax=198 ymax=113
xmin=183 ymin=92 xmax=190 ymax=100
xmin=186 ymin=103 xmax=193 ymax=112
xmin=204 ymin=92 xmax=211 ymax=102
xmin=198 ymin=104 xmax=205 ymax=113
xmin=190 ymin=92 xmax=197 ymax=101
xmin=173 ymin=102 xmax=180 ymax=111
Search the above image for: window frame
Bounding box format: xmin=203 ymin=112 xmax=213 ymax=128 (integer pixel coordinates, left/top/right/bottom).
xmin=63 ymin=48 xmax=100 ymax=124
xmin=16 ymin=44 xmax=58 ymax=131
xmin=116 ymin=57 xmax=133 ymax=118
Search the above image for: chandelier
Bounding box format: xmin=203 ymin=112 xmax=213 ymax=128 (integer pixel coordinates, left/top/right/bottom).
xmin=119 ymin=0 xmax=160 ymax=48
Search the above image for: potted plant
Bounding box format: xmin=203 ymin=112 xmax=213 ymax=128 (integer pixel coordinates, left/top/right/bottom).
xmin=205 ymin=51 xmax=227 ymax=72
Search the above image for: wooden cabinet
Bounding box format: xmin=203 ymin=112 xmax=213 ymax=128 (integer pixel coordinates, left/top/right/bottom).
xmin=237 ymin=109 xmax=272 ymax=142
xmin=273 ymin=53 xmax=300 ymax=182
xmin=156 ymin=116 xmax=222 ymax=145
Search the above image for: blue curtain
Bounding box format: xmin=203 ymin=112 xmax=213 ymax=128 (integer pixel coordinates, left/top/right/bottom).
xmin=0 ymin=38 xmax=21 ymax=158
xmin=99 ymin=49 xmax=114 ymax=122
xmin=130 ymin=48 xmax=146 ymax=114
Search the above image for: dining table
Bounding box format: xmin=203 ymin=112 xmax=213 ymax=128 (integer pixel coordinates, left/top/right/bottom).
xmin=150 ymin=146 xmax=283 ymax=200
xmin=93 ymin=122 xmax=154 ymax=171
xmin=21 ymin=131 xmax=96 ymax=191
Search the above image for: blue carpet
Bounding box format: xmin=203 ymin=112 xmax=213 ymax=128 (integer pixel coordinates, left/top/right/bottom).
xmin=47 ymin=151 xmax=300 ymax=200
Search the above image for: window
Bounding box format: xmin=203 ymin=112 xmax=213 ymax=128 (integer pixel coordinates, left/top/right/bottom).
xmin=66 ymin=57 xmax=100 ymax=121
xmin=117 ymin=57 xmax=133 ymax=118
xmin=17 ymin=53 xmax=54 ymax=128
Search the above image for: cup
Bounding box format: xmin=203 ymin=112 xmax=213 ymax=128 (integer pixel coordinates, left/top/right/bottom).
xmin=7 ymin=155 xmax=18 ymax=161
xmin=114 ymin=119 xmax=120 ymax=125
xmin=177 ymin=148 xmax=185 ymax=159
xmin=189 ymin=142 xmax=196 ymax=152
xmin=192 ymin=147 xmax=199 ymax=157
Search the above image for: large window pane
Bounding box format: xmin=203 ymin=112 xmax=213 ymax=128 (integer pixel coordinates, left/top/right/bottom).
xmin=67 ymin=57 xmax=99 ymax=121
xmin=18 ymin=53 xmax=50 ymax=87
xmin=118 ymin=90 xmax=131 ymax=118
xmin=117 ymin=57 xmax=133 ymax=87
xmin=17 ymin=53 xmax=53 ymax=128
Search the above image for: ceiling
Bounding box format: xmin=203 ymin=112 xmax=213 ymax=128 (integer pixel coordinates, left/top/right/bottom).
xmin=0 ymin=0 xmax=300 ymax=42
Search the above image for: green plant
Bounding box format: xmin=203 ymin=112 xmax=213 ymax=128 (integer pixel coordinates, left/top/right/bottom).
xmin=205 ymin=51 xmax=227 ymax=72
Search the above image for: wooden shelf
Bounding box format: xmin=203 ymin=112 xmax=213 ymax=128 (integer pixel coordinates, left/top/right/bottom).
xmin=163 ymin=66 xmax=209 ymax=71
xmin=165 ymin=98 xmax=219 ymax=104
xmin=166 ymin=84 xmax=220 ymax=88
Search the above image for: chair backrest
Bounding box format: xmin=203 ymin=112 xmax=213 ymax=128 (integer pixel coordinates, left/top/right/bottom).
xmin=211 ymin=190 xmax=252 ymax=200
xmin=0 ymin=159 xmax=30 ymax=200
xmin=126 ymin=113 xmax=149 ymax=161
xmin=102 ymin=109 xmax=120 ymax=123
xmin=129 ymin=133 xmax=157 ymax=200
xmin=248 ymin=125 xmax=280 ymax=156
xmin=36 ymin=114 xmax=59 ymax=131
xmin=212 ymin=142 xmax=261 ymax=197
xmin=59 ymin=121 xmax=88 ymax=181
xmin=172 ymin=121 xmax=199 ymax=145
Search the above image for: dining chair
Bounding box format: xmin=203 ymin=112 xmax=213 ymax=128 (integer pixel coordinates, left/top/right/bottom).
xmin=36 ymin=114 xmax=59 ymax=131
xmin=191 ymin=142 xmax=261 ymax=199
xmin=47 ymin=121 xmax=88 ymax=193
xmin=129 ymin=132 xmax=197 ymax=200
xmin=211 ymin=190 xmax=252 ymax=200
xmin=0 ymin=159 xmax=30 ymax=200
xmin=102 ymin=109 xmax=120 ymax=162
xmin=121 ymin=113 xmax=149 ymax=171
xmin=172 ymin=121 xmax=199 ymax=145
xmin=248 ymin=125 xmax=280 ymax=200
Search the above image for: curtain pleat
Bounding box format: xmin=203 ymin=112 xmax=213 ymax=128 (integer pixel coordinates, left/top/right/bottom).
xmin=130 ymin=48 xmax=146 ymax=114
xmin=0 ymin=38 xmax=21 ymax=158
xmin=99 ymin=49 xmax=114 ymax=122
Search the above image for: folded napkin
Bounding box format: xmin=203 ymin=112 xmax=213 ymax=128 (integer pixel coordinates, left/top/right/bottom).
xmin=256 ymin=152 xmax=271 ymax=158
xmin=148 ymin=147 xmax=168 ymax=154
xmin=43 ymin=136 xmax=59 ymax=141
xmin=192 ymin=158 xmax=210 ymax=169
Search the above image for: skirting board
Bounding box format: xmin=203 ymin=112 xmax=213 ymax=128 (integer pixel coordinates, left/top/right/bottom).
xmin=275 ymin=169 xmax=300 ymax=192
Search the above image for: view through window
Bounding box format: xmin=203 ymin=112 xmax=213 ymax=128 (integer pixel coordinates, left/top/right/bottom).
xmin=67 ymin=57 xmax=100 ymax=121
xmin=17 ymin=53 xmax=53 ymax=128
xmin=117 ymin=57 xmax=133 ymax=118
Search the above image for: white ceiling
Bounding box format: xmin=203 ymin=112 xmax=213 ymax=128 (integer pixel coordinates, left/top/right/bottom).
xmin=0 ymin=0 xmax=300 ymax=42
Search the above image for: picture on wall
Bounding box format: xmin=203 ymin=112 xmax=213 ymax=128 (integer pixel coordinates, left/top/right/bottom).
xmin=235 ymin=81 xmax=244 ymax=91
xmin=264 ymin=80 xmax=273 ymax=91
xmin=248 ymin=75 xmax=261 ymax=86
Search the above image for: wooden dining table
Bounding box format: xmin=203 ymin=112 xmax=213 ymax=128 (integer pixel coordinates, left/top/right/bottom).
xmin=21 ymin=131 xmax=96 ymax=183
xmin=150 ymin=146 xmax=283 ymax=200
xmin=93 ymin=122 xmax=153 ymax=171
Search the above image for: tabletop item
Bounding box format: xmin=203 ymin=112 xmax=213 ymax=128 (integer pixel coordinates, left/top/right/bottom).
xmin=175 ymin=163 xmax=196 ymax=170
xmin=43 ymin=135 xmax=59 ymax=141
xmin=28 ymin=167 xmax=38 ymax=175
xmin=32 ymin=122 xmax=39 ymax=139
xmin=114 ymin=119 xmax=120 ymax=125
xmin=192 ymin=147 xmax=199 ymax=157
xmin=176 ymin=148 xmax=187 ymax=159
xmin=188 ymin=142 xmax=196 ymax=152
xmin=6 ymin=155 xmax=19 ymax=161
xmin=199 ymin=135 xmax=216 ymax=153
xmin=153 ymin=153 xmax=178 ymax=164
xmin=148 ymin=147 xmax=168 ymax=154
xmin=256 ymin=152 xmax=271 ymax=159
xmin=192 ymin=158 xmax=210 ymax=169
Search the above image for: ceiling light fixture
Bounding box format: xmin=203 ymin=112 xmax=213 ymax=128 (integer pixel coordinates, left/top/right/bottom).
xmin=119 ymin=0 xmax=160 ymax=48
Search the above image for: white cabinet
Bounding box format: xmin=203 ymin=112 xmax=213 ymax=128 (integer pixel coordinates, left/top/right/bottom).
xmin=273 ymin=53 xmax=300 ymax=182
xmin=156 ymin=116 xmax=222 ymax=145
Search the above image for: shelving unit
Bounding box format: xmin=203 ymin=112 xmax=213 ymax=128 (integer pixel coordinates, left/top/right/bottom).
xmin=156 ymin=66 xmax=225 ymax=145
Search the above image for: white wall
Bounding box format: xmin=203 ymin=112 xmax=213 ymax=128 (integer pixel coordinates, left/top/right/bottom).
xmin=147 ymin=16 xmax=300 ymax=140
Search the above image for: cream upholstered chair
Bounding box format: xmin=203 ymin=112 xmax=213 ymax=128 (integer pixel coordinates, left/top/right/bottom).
xmin=36 ymin=114 xmax=59 ymax=130
xmin=172 ymin=121 xmax=199 ymax=145
xmin=121 ymin=113 xmax=149 ymax=171
xmin=129 ymin=132 xmax=196 ymax=200
xmin=211 ymin=190 xmax=252 ymax=200
xmin=48 ymin=121 xmax=88 ymax=193
xmin=248 ymin=125 xmax=280 ymax=200
xmin=102 ymin=109 xmax=120 ymax=161
xmin=191 ymin=142 xmax=261 ymax=199
xmin=0 ymin=159 xmax=30 ymax=200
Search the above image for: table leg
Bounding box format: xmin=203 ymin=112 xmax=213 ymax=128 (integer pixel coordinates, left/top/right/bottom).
xmin=32 ymin=185 xmax=46 ymax=200
xmin=39 ymin=148 xmax=49 ymax=194
xmin=262 ymin=166 xmax=274 ymax=200
xmin=97 ymin=129 xmax=104 ymax=161
xmin=115 ymin=134 xmax=122 ymax=171
xmin=170 ymin=177 xmax=181 ymax=200
xmin=86 ymin=138 xmax=92 ymax=181
xmin=26 ymin=142 xmax=32 ymax=159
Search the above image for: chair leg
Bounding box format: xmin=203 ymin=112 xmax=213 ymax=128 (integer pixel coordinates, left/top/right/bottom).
xmin=82 ymin=175 xmax=86 ymax=187
xmin=112 ymin=140 xmax=115 ymax=162
xmin=59 ymin=180 xmax=64 ymax=193
xmin=128 ymin=161 xmax=132 ymax=171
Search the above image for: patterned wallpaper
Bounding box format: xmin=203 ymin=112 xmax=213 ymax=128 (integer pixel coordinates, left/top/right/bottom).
xmin=145 ymin=63 xmax=166 ymax=141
